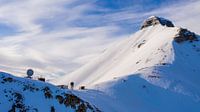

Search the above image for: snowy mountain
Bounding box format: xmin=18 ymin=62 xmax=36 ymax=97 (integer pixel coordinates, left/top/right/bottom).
xmin=1 ymin=16 xmax=200 ymax=112
xmin=55 ymin=16 xmax=200 ymax=111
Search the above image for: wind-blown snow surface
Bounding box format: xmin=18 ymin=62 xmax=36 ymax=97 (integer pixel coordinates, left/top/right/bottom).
xmin=56 ymin=24 xmax=200 ymax=111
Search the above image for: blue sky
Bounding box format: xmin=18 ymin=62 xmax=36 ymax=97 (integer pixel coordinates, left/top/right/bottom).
xmin=0 ymin=0 xmax=200 ymax=78
xmin=0 ymin=0 xmax=189 ymax=36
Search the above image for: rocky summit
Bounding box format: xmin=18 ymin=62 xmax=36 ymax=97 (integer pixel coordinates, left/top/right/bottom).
xmin=141 ymin=16 xmax=174 ymax=29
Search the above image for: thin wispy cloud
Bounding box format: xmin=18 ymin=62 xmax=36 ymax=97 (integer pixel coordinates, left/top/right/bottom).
xmin=0 ymin=0 xmax=125 ymax=79
xmin=0 ymin=0 xmax=199 ymax=80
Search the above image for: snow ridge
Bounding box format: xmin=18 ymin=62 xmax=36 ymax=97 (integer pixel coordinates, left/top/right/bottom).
xmin=0 ymin=72 xmax=100 ymax=112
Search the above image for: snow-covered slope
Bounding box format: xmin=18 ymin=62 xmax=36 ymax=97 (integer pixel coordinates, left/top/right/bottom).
xmin=57 ymin=16 xmax=199 ymax=88
xmin=0 ymin=72 xmax=101 ymax=112
xmin=57 ymin=25 xmax=176 ymax=86
xmin=55 ymin=16 xmax=200 ymax=111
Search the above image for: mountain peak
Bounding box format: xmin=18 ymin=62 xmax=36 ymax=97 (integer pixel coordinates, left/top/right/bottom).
xmin=141 ymin=16 xmax=174 ymax=29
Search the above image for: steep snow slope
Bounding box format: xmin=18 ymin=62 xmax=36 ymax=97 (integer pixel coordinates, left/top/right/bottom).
xmin=57 ymin=16 xmax=200 ymax=90
xmin=55 ymin=16 xmax=200 ymax=111
xmin=57 ymin=24 xmax=177 ymax=86
xmin=0 ymin=72 xmax=101 ymax=112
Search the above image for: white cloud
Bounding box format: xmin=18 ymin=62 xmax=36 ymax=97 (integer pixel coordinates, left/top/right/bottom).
xmin=0 ymin=0 xmax=91 ymax=33
xmin=0 ymin=0 xmax=124 ymax=79
xmin=0 ymin=25 xmax=123 ymax=79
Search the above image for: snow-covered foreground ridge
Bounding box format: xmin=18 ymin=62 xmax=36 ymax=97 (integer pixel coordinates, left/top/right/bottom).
xmin=0 ymin=72 xmax=101 ymax=112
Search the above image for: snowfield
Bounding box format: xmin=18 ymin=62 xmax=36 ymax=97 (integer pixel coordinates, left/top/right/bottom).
xmin=1 ymin=16 xmax=200 ymax=112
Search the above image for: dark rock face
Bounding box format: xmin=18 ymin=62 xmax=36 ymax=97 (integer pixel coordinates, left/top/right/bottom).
xmin=141 ymin=16 xmax=174 ymax=29
xmin=174 ymin=28 xmax=198 ymax=43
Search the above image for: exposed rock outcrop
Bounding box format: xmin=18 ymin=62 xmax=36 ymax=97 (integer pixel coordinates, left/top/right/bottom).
xmin=141 ymin=16 xmax=174 ymax=29
xmin=174 ymin=28 xmax=198 ymax=43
